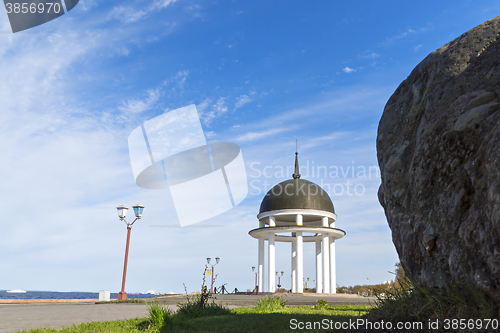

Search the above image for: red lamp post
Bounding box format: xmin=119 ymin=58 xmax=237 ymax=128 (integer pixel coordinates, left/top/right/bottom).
xmin=206 ymin=257 xmax=220 ymax=293
xmin=278 ymin=271 xmax=284 ymax=289
xmin=116 ymin=204 xmax=144 ymax=301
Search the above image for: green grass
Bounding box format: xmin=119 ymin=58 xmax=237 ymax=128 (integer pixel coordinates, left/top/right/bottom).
xmin=234 ymin=304 xmax=371 ymax=316
xmin=254 ymin=295 xmax=286 ymax=312
xmin=16 ymin=302 xmax=372 ymax=333
xmin=175 ymin=296 xmax=232 ymax=319
xmin=19 ymin=283 xmax=500 ymax=333
xmin=166 ymin=305 xmax=371 ymax=333
xmin=16 ymin=318 xmax=150 ymax=332
xmin=20 ymin=278 xmax=500 ymax=332
xmin=365 ymin=276 xmax=500 ymax=332
xmin=146 ymin=302 xmax=172 ymax=328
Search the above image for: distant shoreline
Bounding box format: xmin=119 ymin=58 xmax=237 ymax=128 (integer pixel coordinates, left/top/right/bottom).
xmin=0 ymin=290 xmax=174 ymax=301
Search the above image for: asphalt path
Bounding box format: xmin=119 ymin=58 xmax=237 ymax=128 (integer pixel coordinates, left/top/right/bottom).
xmin=0 ymin=294 xmax=375 ymax=332
xmin=0 ymin=303 xmax=154 ymax=333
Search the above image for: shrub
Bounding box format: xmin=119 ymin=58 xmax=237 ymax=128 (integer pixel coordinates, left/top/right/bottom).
xmin=177 ymin=296 xmax=231 ymax=319
xmin=314 ymin=299 xmax=328 ymax=309
xmin=146 ymin=301 xmax=171 ymax=330
xmin=255 ymin=296 xmax=286 ymax=312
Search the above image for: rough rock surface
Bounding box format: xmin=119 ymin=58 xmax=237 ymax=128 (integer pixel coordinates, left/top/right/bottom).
xmin=377 ymin=15 xmax=500 ymax=297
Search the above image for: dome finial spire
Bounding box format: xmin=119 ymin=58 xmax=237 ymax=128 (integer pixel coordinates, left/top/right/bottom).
xmin=292 ymin=140 xmax=301 ymax=179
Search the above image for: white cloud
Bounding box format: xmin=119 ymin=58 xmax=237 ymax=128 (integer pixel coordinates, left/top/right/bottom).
xmin=235 ymin=128 xmax=288 ymax=142
xmin=116 ymin=46 xmax=131 ymax=56
xmin=235 ymin=94 xmax=252 ymax=109
xmin=342 ymin=67 xmax=356 ymax=73
xmin=196 ymin=98 xmax=211 ymax=114
xmin=198 ymin=97 xmax=228 ymax=126
xmin=0 ymin=8 xmax=186 ymax=292
xmin=118 ymin=88 xmax=161 ymax=114
xmin=360 ymin=52 xmax=380 ymax=59
xmin=109 ymin=6 xmax=149 ymax=23
xmin=176 ymin=71 xmax=188 ymax=90
xmin=223 ymin=86 xmax=389 ymax=147
xmin=153 ymin=0 xmax=178 ymax=10
xmin=379 ymin=25 xmax=432 ymax=47
xmin=109 ymin=0 xmax=178 ymax=23
xmin=185 ymin=4 xmax=202 ymax=11
xmin=78 ymin=0 xmax=98 ymax=11
xmin=163 ymin=70 xmax=189 ymax=90
xmin=380 ymin=28 xmax=416 ymax=46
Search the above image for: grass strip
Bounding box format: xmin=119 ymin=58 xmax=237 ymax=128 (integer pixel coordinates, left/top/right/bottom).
xmin=16 ymin=303 xmax=372 ymax=333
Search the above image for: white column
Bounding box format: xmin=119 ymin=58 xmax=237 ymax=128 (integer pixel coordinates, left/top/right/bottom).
xmin=291 ymin=233 xmax=296 ymax=293
xmin=297 ymin=231 xmax=303 ymax=293
xmin=268 ymin=216 xmax=276 ymax=292
xmin=258 ymin=238 xmax=264 ymax=292
xmin=269 ymin=216 xmax=276 ymax=227
xmin=296 ymin=214 xmax=303 ymax=226
xmin=330 ymin=237 xmax=336 ymax=294
xmin=330 ymin=221 xmax=336 ymax=294
xmin=315 ymin=239 xmax=322 ymax=293
xmin=322 ymin=216 xmax=330 ymax=293
xmin=296 ymin=214 xmax=303 ymax=293
xmin=268 ymin=233 xmax=275 ymax=293
xmin=258 ymin=220 xmax=264 ymax=292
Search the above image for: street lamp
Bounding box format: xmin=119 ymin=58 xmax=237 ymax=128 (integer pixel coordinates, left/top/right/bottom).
xmin=277 ymin=271 xmax=284 ymax=289
xmin=252 ymin=266 xmax=257 ymax=292
xmin=206 ymin=257 xmax=220 ymax=293
xmin=116 ymin=203 xmax=144 ymax=300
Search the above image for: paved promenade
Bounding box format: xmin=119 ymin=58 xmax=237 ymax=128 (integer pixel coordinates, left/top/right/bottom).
xmin=0 ymin=294 xmax=375 ymax=332
xmin=0 ymin=303 xmax=155 ymax=332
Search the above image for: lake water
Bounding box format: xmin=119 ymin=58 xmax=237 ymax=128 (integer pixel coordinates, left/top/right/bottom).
xmin=0 ymin=290 xmax=166 ymax=300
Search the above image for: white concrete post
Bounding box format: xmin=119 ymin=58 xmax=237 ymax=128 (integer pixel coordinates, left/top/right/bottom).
xmin=296 ymin=214 xmax=303 ymax=226
xmin=330 ymin=221 xmax=336 ymax=294
xmin=258 ymin=238 xmax=264 ymax=292
xmin=296 ymin=214 xmax=303 ymax=293
xmin=330 ymin=237 xmax=336 ymax=294
xmin=268 ymin=232 xmax=275 ymax=292
xmin=258 ymin=220 xmax=265 ymax=292
xmin=269 ymin=216 xmax=276 ymax=227
xmin=315 ymin=240 xmax=322 ymax=293
xmin=297 ymin=231 xmax=303 ymax=293
xmin=322 ymin=216 xmax=329 ymax=228
xmin=291 ymin=233 xmax=297 ymax=293
xmin=322 ymin=216 xmax=330 ymax=293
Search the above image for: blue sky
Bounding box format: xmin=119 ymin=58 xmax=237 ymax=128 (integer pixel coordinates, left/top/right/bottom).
xmin=0 ymin=1 xmax=499 ymax=293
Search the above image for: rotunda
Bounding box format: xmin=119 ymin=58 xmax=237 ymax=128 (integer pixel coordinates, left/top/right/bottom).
xmin=249 ymin=152 xmax=345 ymax=293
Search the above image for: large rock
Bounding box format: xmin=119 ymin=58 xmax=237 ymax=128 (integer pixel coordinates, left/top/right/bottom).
xmin=377 ymin=15 xmax=500 ymax=296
